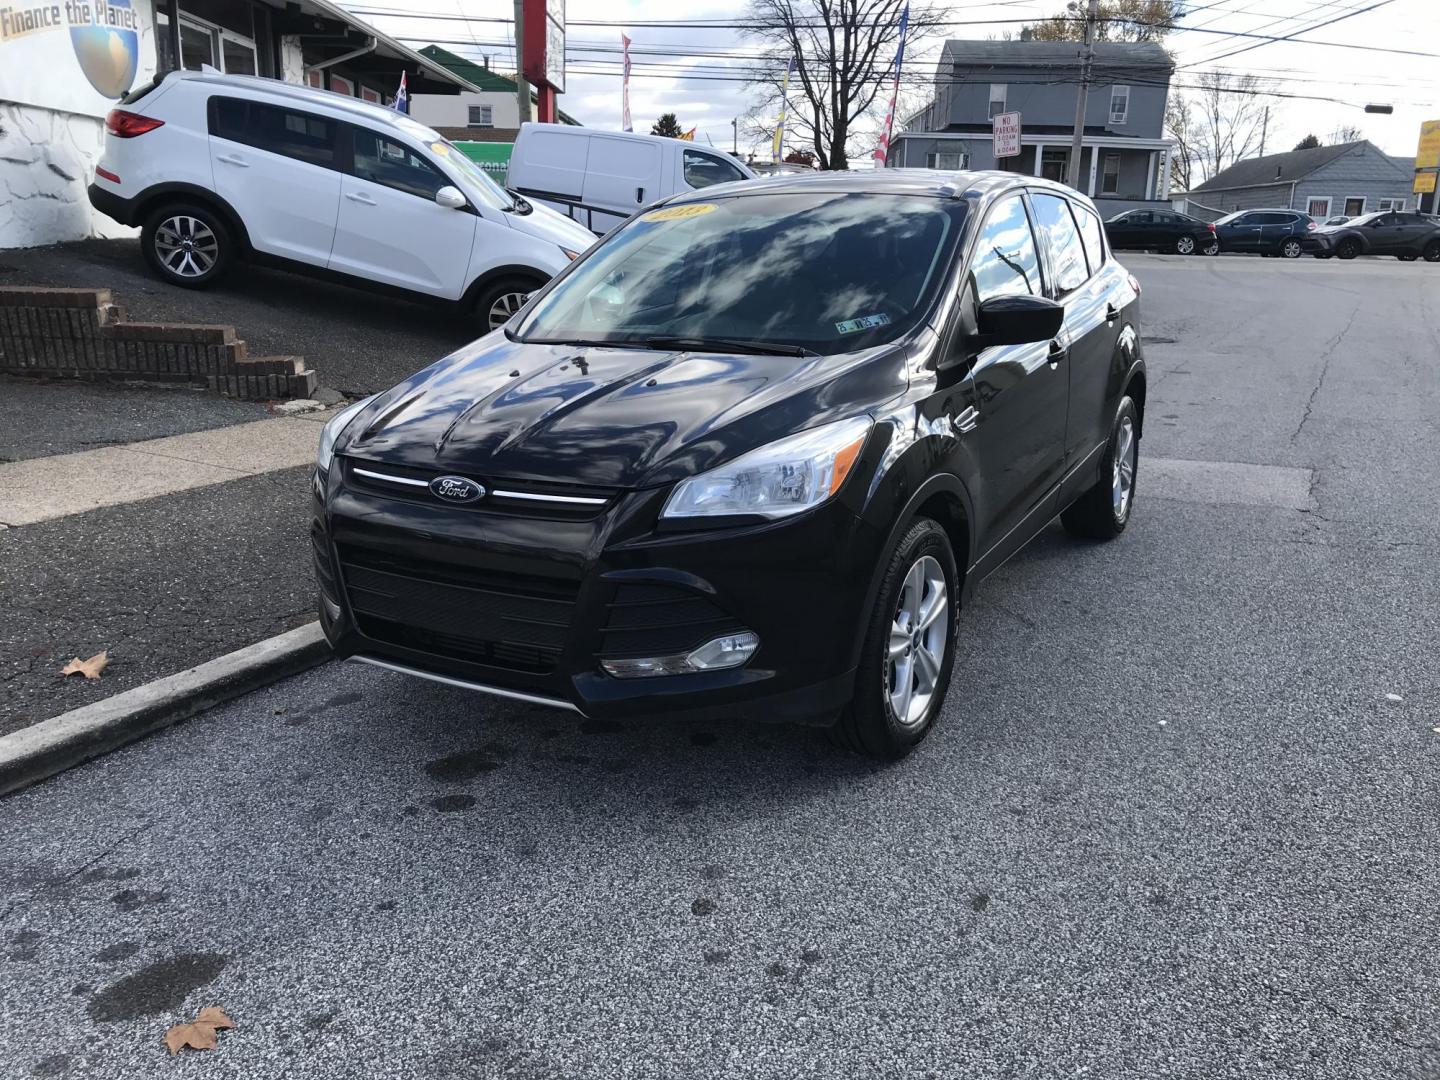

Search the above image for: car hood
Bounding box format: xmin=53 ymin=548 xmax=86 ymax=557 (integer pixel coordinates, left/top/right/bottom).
xmin=338 ymin=333 xmax=908 ymax=489
xmin=503 ymin=199 xmax=597 ymax=250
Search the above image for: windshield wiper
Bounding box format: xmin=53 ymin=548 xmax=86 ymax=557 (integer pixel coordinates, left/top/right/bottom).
xmin=637 ymin=336 xmax=818 ymax=357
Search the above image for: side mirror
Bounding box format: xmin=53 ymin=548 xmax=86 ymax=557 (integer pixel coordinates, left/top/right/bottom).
xmin=975 ymin=294 xmax=1065 ymax=347
xmin=435 ymin=185 xmax=467 ymax=210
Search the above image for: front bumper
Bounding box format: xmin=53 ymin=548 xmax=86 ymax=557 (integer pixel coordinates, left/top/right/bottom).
xmin=312 ymin=459 xmax=874 ymax=724
xmin=1300 ymin=235 xmax=1333 ymax=253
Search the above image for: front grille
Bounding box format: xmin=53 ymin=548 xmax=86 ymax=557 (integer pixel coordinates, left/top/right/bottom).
xmin=599 ymin=582 xmax=744 ymax=658
xmin=343 ymin=458 xmax=613 ymax=518
xmin=339 ymin=546 xmax=578 ymax=673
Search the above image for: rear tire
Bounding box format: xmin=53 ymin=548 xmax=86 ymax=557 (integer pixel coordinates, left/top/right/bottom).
xmin=1174 ymin=235 xmax=1196 ymax=255
xmin=1336 ymin=238 xmax=1361 ymax=260
xmin=1061 ymin=396 xmax=1139 ymax=541
xmin=1280 ymin=238 xmax=1303 ymax=259
xmin=830 ymin=518 xmax=959 ymax=761
xmin=473 ymin=275 xmax=544 ymax=333
xmin=1201 ymin=238 xmax=1220 ymax=256
xmin=140 ymin=203 xmax=233 ymax=289
xmin=1424 ymin=240 xmax=1440 ymax=263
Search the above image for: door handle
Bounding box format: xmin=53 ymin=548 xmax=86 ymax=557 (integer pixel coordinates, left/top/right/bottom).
xmin=636 ymin=187 xmax=645 ymax=204
xmin=1047 ymin=341 xmax=1068 ymax=368
xmin=1105 ymin=304 xmax=1120 ymax=324
xmin=215 ymin=154 xmax=249 ymax=167
xmin=345 ymin=192 xmax=377 ymax=205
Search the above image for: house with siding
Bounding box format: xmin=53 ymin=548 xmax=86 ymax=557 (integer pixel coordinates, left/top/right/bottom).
xmin=889 ymin=37 xmax=1176 ymax=216
xmin=1183 ymin=141 xmax=1415 ymax=221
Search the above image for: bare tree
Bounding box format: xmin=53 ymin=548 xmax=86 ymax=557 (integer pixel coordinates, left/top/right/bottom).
xmin=1025 ymin=0 xmax=1183 ymax=43
xmin=1165 ymin=92 xmax=1198 ymax=192
xmin=1187 ymin=72 xmax=1273 ymax=183
xmin=1328 ymin=124 xmax=1364 ymax=144
xmin=743 ymin=0 xmax=940 ymax=169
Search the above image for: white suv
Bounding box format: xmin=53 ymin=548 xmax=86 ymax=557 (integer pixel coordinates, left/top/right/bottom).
xmin=88 ymin=70 xmax=596 ymax=330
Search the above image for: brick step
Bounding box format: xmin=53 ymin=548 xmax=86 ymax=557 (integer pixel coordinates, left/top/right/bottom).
xmin=236 ymin=355 xmax=306 ymax=376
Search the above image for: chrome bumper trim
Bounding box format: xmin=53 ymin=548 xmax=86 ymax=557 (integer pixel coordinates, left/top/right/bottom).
xmin=349 ymin=655 xmax=583 ymax=714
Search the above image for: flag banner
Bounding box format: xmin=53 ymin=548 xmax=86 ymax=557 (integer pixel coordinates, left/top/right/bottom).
xmin=873 ymin=3 xmax=910 ymax=165
xmin=622 ymin=33 xmax=632 ymax=131
xmin=771 ymin=56 xmax=797 ymax=163
xmin=679 ymin=127 xmax=696 ymax=141
xmin=392 ymin=70 xmax=408 ymax=113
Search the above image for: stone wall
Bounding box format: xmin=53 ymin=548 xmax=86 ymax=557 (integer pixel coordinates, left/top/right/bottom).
xmin=0 ymin=286 xmax=316 ymax=400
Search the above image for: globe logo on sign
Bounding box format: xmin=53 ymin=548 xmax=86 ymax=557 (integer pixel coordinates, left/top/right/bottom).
xmin=70 ymin=0 xmax=140 ymax=100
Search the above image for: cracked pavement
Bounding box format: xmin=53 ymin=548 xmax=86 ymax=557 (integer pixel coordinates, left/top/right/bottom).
xmin=1 ymin=254 xmax=1438 ymax=1078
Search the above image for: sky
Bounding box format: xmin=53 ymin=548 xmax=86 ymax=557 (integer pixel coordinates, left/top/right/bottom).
xmin=343 ymin=0 xmax=1440 ymax=167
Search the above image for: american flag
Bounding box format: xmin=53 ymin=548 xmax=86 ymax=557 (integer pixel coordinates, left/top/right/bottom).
xmin=873 ymin=4 xmax=909 ymax=165
xmin=392 ymin=71 xmax=409 ymax=114
xmin=622 ymin=33 xmax=633 ymax=131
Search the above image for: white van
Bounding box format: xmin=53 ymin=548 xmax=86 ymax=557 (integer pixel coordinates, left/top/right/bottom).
xmin=506 ymin=124 xmax=757 ymax=234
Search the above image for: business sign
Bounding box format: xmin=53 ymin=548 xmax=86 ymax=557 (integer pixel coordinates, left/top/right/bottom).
xmin=1415 ymin=171 xmax=1437 ymax=195
xmin=993 ymin=111 xmax=1021 ymax=159
xmin=1415 ymin=119 xmax=1440 ymax=169
xmin=0 ymin=0 xmax=155 ymax=118
xmin=522 ymin=0 xmax=564 ymax=94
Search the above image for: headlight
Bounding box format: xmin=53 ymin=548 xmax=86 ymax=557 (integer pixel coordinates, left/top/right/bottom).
xmin=316 ymin=396 xmax=375 ymax=473
xmin=661 ymin=415 xmax=872 ymax=521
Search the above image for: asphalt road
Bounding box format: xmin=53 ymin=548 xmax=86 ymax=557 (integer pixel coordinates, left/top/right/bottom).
xmin=2 ymin=255 xmax=1438 ymax=1079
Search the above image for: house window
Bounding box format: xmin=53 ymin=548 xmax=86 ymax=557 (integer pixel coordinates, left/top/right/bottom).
xmin=1109 ymin=85 xmax=1130 ymax=125
xmin=1040 ymin=148 xmax=1068 ymax=182
xmin=361 ymin=87 xmax=381 ymax=104
xmin=925 ymin=151 xmax=969 ymax=170
xmin=988 ymin=84 xmax=1006 ymax=119
xmin=305 ymin=69 xmax=322 ymax=89
xmin=1306 ymin=197 xmax=1331 ymax=218
xmin=329 ymin=74 xmax=355 ymax=96
xmin=468 ymin=105 xmax=495 ymax=128
xmin=1101 ymin=152 xmax=1121 ymax=194
xmin=1343 ymin=196 xmax=1366 ymax=216
xmin=1377 ymin=197 xmax=1405 ymax=211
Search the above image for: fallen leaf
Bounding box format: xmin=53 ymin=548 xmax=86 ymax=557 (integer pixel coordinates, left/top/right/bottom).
xmin=163 ymin=1006 xmax=236 ymax=1056
xmin=61 ymin=651 xmax=109 ymax=680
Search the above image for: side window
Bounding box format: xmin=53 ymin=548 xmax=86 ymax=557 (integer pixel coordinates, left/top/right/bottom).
xmin=1031 ymin=193 xmax=1089 ymax=293
xmin=1125 ymin=211 xmax=1152 ymax=224
xmin=352 ymin=129 xmax=448 ymax=200
xmin=245 ymin=102 xmax=337 ymax=168
xmin=209 ymin=96 xmax=248 ymax=142
xmin=968 ymin=195 xmax=1043 ymax=303
xmin=683 ymin=149 xmax=745 ymax=189
xmin=1075 ymin=204 xmax=1106 ymax=274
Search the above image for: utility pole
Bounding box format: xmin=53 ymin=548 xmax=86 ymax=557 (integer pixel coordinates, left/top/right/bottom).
xmin=1067 ymin=0 xmax=1099 ymax=191
xmin=1259 ymin=106 xmax=1269 ymax=156
xmin=514 ymin=0 xmax=534 ymax=125
xmin=732 ymin=118 xmax=738 ymax=155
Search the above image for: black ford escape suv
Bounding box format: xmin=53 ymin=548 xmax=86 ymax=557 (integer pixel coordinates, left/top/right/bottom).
xmin=312 ymin=171 xmax=1146 ymax=760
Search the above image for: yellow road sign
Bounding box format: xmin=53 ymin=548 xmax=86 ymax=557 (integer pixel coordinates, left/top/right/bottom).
xmin=1417 ymin=119 xmax=1440 ymax=169
xmin=1414 ymin=171 xmax=1437 ymax=195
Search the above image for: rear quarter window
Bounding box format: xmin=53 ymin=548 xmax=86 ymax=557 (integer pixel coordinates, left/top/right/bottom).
xmin=1030 ymin=193 xmax=1089 ymax=293
xmin=1074 ymin=204 xmax=1106 ymax=274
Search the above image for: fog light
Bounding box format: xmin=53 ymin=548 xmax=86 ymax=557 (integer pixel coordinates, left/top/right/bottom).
xmin=601 ymin=631 xmax=759 ymax=679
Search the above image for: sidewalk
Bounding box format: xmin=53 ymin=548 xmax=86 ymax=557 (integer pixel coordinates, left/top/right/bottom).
xmin=0 ymin=389 xmax=336 ymax=735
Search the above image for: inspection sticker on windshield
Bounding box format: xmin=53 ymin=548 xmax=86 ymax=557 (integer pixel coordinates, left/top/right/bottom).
xmin=641 ymin=204 xmax=718 ymax=222
xmin=836 ymin=313 xmax=891 ymax=334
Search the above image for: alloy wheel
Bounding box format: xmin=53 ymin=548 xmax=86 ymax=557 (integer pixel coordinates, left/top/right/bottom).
xmin=1176 ymin=235 xmax=1195 ymax=255
xmin=153 ymin=216 xmax=218 ymax=278
xmin=488 ymin=291 xmax=530 ymax=331
xmin=1281 ymin=239 xmax=1302 ymax=258
xmin=1112 ymin=415 xmax=1137 ymax=522
xmin=886 ymin=555 xmax=948 ymax=728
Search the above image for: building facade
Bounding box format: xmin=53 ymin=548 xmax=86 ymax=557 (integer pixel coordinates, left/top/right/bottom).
xmin=410 ymin=45 xmax=581 ymax=143
xmin=889 ymin=38 xmax=1176 ymax=216
xmin=1183 ymin=141 xmax=1418 ymax=220
xmin=0 ymin=0 xmax=476 ymax=249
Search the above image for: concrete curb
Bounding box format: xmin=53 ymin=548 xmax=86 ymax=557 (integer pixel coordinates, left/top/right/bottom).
xmin=0 ymin=622 xmax=331 ymax=797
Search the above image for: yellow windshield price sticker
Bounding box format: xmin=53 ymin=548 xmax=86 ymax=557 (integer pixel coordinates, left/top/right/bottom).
xmin=641 ymin=204 xmax=718 ymax=222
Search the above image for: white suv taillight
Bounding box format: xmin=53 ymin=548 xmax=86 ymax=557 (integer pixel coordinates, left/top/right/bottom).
xmin=105 ymin=109 xmax=164 ymax=138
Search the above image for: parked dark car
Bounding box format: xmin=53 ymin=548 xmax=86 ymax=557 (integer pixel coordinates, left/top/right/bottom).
xmin=1302 ymin=210 xmax=1440 ymax=261
xmin=1212 ymin=208 xmax=1316 ymax=258
xmin=311 ymin=172 xmax=1146 ymax=760
xmin=1105 ymin=208 xmax=1219 ymax=255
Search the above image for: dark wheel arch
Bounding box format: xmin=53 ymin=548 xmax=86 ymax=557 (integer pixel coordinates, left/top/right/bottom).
xmin=849 ymin=469 xmax=975 ymax=672
xmin=460 ymin=264 xmax=550 ymax=313
xmin=131 ymin=183 xmax=253 ymax=256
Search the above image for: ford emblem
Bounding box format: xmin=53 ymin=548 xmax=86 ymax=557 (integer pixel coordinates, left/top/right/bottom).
xmin=429 ymin=475 xmax=486 ymax=503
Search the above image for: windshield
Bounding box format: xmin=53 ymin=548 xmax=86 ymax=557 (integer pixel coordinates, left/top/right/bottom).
xmin=514 ymin=192 xmax=964 ymax=356
xmin=426 ymin=139 xmax=514 ymax=211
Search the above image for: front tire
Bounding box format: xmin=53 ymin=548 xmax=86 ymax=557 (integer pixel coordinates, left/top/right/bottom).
xmin=140 ymin=203 xmax=233 ymax=289
xmin=474 ymin=275 xmax=543 ymax=332
xmin=1061 ymin=396 xmax=1139 ymax=541
xmin=1175 ymin=235 xmax=1196 ymax=255
xmin=1423 ymin=240 xmax=1440 ymax=263
xmin=1336 ymin=238 xmax=1361 ymax=260
xmin=1280 ymin=238 xmax=1303 ymax=259
xmin=831 ymin=519 xmax=959 ymax=761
